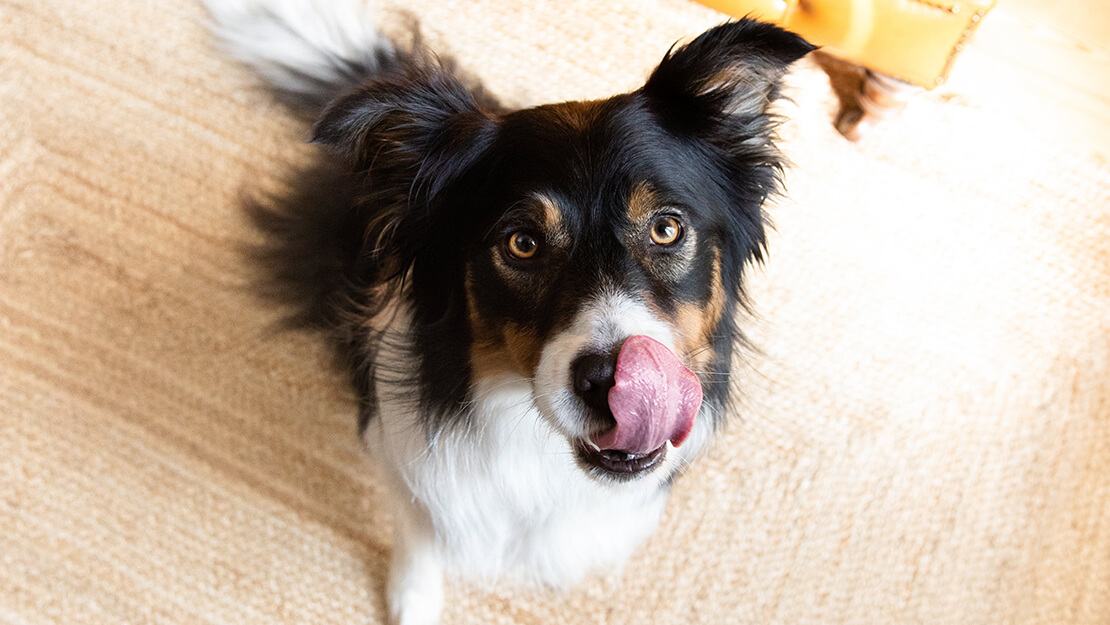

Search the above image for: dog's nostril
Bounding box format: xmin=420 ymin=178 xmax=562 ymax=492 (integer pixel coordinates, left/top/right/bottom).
xmin=572 ymin=352 xmax=617 ymax=413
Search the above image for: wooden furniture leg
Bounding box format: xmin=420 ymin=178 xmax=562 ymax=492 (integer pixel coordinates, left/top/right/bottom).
xmin=835 ymin=70 xmax=924 ymax=141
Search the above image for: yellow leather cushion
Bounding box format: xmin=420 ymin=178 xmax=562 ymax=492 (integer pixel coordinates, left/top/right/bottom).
xmin=695 ymin=0 xmax=997 ymax=88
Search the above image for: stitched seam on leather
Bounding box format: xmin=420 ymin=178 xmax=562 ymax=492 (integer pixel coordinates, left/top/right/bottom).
xmin=938 ymin=8 xmax=989 ymax=84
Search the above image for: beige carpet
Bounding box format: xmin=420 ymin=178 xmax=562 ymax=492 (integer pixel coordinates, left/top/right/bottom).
xmin=2 ymin=0 xmax=1108 ymax=623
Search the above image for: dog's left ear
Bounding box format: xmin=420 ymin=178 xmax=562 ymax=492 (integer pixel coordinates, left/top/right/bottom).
xmin=311 ymin=66 xmax=497 ymax=204
xmin=309 ymin=63 xmax=499 ymax=281
xmin=643 ymin=19 xmax=815 ymax=126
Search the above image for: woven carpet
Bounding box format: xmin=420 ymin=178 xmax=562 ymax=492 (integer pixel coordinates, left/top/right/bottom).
xmin=2 ymin=0 xmax=1108 ymax=623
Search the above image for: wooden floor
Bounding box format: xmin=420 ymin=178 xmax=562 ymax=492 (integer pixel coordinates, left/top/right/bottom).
xmin=945 ymin=0 xmax=1110 ymax=160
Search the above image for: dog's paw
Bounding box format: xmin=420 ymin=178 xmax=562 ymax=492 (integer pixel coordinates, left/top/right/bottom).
xmin=386 ymin=499 xmax=445 ymax=625
xmin=387 ymin=563 xmax=444 ymax=625
xmin=388 ymin=587 xmax=444 ymax=625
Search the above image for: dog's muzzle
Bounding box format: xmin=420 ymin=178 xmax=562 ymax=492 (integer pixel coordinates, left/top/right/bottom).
xmin=571 ymin=335 xmax=702 ymax=477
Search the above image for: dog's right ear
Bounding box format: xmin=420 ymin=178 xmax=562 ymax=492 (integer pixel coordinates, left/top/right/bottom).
xmin=312 ymin=64 xmax=498 ymax=210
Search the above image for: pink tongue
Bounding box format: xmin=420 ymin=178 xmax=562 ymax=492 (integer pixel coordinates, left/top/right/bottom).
xmin=591 ymin=335 xmax=702 ymax=454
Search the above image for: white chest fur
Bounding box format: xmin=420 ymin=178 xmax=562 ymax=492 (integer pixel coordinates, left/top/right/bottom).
xmin=362 ymin=301 xmax=699 ymax=625
xmin=365 ymin=372 xmax=670 ymax=588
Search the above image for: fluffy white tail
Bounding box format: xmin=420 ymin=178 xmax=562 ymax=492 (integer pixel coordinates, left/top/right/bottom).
xmin=202 ymin=0 xmax=394 ymax=108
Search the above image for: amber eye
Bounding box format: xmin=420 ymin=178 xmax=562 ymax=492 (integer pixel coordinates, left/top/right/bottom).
xmin=649 ymin=216 xmax=683 ymax=246
xmin=506 ymin=231 xmax=539 ymax=260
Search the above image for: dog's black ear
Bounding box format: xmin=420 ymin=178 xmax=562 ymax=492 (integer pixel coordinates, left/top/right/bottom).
xmin=312 ymin=62 xmax=498 ymax=211
xmin=642 ymin=20 xmax=814 ymax=292
xmin=644 ymin=19 xmax=815 ymax=125
xmin=310 ymin=61 xmax=498 ymax=272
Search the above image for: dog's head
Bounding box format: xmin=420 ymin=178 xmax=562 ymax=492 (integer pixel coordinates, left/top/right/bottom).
xmin=314 ymin=20 xmax=813 ymax=481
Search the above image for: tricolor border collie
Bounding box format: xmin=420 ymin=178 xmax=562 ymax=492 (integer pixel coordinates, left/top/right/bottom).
xmin=205 ymin=1 xmax=812 ymax=623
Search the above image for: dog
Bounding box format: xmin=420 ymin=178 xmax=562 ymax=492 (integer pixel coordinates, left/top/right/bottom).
xmin=205 ymin=1 xmax=813 ymax=623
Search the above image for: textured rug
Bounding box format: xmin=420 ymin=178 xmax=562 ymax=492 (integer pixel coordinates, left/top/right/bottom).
xmin=2 ymin=0 xmax=1108 ymax=623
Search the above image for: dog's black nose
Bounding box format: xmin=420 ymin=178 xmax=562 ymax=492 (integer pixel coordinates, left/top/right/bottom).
xmin=572 ymin=351 xmax=617 ymax=415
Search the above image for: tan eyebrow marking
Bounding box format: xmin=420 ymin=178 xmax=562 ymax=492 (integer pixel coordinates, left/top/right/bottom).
xmin=626 ymin=181 xmax=658 ymax=224
xmin=533 ymin=192 xmax=562 ymax=229
xmin=530 ymin=192 xmax=571 ymax=248
xmin=465 ymin=269 xmax=543 ymax=378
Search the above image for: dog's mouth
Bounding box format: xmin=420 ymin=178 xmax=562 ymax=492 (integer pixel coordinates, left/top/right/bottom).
xmin=596 ymin=336 xmax=698 ymax=450
xmin=574 ymin=440 xmax=668 ymax=478
xmin=566 ymin=335 xmax=702 ymax=480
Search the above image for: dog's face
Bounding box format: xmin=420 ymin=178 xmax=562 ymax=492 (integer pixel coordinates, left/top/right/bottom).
xmin=313 ymin=20 xmax=814 ymax=482
xmin=463 ymin=98 xmax=743 ymax=479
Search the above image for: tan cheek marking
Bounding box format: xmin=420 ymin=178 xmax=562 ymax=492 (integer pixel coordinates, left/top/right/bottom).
xmin=675 ymin=305 xmax=715 ymax=374
xmin=465 ymin=270 xmax=543 ymax=379
xmin=466 ymin=270 xmax=512 ymax=378
xmin=503 ymin=324 xmax=543 ymax=374
xmin=673 ymin=251 xmax=726 ymax=373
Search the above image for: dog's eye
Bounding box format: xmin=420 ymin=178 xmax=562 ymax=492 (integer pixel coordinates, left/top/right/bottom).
xmin=649 ymin=216 xmax=683 ymax=246
xmin=505 ymin=231 xmax=540 ymax=260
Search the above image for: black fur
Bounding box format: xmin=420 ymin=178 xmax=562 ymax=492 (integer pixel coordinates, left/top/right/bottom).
xmin=248 ymin=19 xmax=814 ymax=436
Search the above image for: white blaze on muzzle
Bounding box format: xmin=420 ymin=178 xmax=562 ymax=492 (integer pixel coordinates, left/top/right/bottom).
xmin=533 ymin=290 xmax=702 ymax=445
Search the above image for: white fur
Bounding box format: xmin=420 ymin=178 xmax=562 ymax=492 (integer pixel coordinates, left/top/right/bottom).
xmin=365 ymin=294 xmax=712 ymax=625
xmin=202 ymin=0 xmax=393 ymax=100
